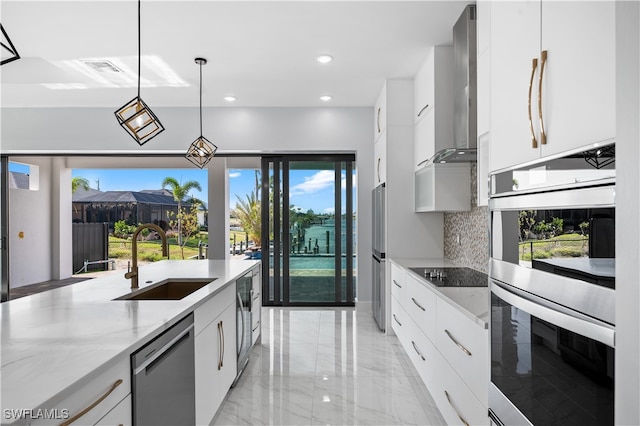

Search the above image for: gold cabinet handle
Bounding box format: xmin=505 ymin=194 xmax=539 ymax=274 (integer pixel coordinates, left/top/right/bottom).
xmin=444 ymin=390 xmax=470 ymax=426
xmin=528 ymin=57 xmax=539 ymax=148
xmin=538 ymin=50 xmax=548 ymax=145
xmin=411 ymin=297 xmax=426 ymax=312
xmin=411 ymin=340 xmax=426 ymax=361
xmin=377 ymin=157 xmax=381 ymax=183
xmin=393 ymin=279 xmax=402 ymax=288
xmin=377 ymin=107 xmax=381 ymax=133
xmin=445 ymin=329 xmax=472 ymax=356
xmin=252 ymin=322 xmax=260 ymax=332
xmin=417 ymin=103 xmax=429 ymax=117
xmin=59 ymin=379 xmax=123 ymax=426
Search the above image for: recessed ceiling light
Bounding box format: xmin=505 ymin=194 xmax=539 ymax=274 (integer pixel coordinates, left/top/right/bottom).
xmin=224 ymin=96 xmax=237 ymax=102
xmin=320 ymin=95 xmax=332 ymax=102
xmin=316 ymin=55 xmax=333 ymax=64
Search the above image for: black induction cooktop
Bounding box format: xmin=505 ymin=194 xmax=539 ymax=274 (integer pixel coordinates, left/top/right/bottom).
xmin=408 ymin=267 xmax=488 ymax=287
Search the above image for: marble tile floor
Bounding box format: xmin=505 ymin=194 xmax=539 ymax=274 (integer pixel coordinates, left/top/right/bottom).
xmin=213 ymin=307 xmax=446 ymax=426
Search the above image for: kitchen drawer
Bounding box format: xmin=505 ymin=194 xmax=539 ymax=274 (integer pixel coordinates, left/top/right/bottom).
xmin=403 ymin=316 xmax=438 ymax=390
xmin=390 ymin=262 xmax=406 ymax=305
xmin=391 ymin=295 xmax=409 ymax=345
xmin=432 ymin=349 xmax=489 ymax=426
xmin=436 ymin=297 xmax=489 ymax=404
xmin=194 ymin=283 xmax=235 ymax=335
xmin=95 ymin=394 xmax=131 ymax=426
xmin=31 ymin=356 xmax=131 ymax=426
xmin=405 ymin=274 xmax=437 ymax=342
xmin=251 ymin=317 xmax=261 ymax=346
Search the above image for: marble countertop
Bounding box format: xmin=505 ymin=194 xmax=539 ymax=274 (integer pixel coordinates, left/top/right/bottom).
xmin=390 ymin=258 xmax=489 ymax=329
xmin=0 ymin=259 xmax=259 ymax=416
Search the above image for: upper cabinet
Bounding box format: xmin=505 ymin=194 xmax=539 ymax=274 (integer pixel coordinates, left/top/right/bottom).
xmin=375 ymin=88 xmax=387 ymax=142
xmin=374 ymin=81 xmax=413 ymax=186
xmin=490 ymin=0 xmax=615 ymax=172
xmin=414 ymin=46 xmax=454 ymax=170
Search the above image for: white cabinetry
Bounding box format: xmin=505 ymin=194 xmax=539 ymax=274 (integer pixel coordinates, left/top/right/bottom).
xmin=412 ymin=46 xmax=470 ymax=212
xmin=413 ymin=46 xmax=454 ymax=170
xmin=251 ymin=265 xmax=262 ymax=345
xmin=95 ymin=395 xmax=132 ymax=426
xmin=376 ymin=81 xmax=444 ymax=332
xmin=415 ymin=163 xmax=471 ymax=212
xmin=194 ymin=284 xmax=237 ymax=426
xmin=389 ymin=260 xmax=489 ymax=426
xmin=490 ymin=0 xmax=615 ymax=172
xmin=476 ymin=0 xmax=491 ymax=206
xmin=31 ymin=356 xmax=131 ymax=426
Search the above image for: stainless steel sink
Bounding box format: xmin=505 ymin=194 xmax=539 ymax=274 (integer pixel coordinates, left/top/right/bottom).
xmin=113 ymin=278 xmax=216 ymax=300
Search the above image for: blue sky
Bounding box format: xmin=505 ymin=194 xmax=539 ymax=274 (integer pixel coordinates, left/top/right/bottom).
xmin=59 ymin=166 xmax=355 ymax=214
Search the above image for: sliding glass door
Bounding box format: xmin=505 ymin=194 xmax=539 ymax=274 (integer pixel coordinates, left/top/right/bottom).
xmin=262 ymin=155 xmax=355 ymax=306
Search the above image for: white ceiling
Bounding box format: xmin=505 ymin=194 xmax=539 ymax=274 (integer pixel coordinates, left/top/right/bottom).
xmin=1 ymin=1 xmax=469 ymax=108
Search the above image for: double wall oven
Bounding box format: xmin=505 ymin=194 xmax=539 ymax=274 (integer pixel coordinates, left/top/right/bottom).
xmin=488 ymin=144 xmax=615 ymax=426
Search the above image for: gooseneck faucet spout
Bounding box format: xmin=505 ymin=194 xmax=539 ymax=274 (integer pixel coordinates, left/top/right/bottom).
xmin=125 ymin=223 xmax=169 ymax=289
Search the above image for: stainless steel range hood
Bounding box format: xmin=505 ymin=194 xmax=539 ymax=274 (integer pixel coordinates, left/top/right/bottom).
xmin=432 ymin=4 xmax=477 ymax=164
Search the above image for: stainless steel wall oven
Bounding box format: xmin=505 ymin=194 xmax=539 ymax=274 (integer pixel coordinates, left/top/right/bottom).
xmin=488 ymin=144 xmax=615 ymax=426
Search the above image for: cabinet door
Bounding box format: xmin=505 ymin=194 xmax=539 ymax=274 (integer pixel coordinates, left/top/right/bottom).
xmin=251 ymin=266 xmax=261 ymax=345
xmin=375 ymin=87 xmax=387 ymax=140
xmin=414 ymin=49 xmax=434 ymax=125
xmin=414 ymin=111 xmax=435 ymax=171
xmin=195 ymin=303 xmax=237 ymax=426
xmin=540 ymin=1 xmax=615 ymax=158
xmin=374 ymin=133 xmax=387 ymax=185
xmin=490 ymin=0 xmax=541 ymax=172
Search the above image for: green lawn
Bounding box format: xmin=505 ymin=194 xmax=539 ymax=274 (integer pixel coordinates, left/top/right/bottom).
xmin=519 ymin=234 xmax=588 ymax=261
xmin=109 ymin=232 xmax=209 ymax=261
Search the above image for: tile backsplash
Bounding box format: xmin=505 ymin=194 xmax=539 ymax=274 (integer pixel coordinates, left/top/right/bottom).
xmin=443 ymin=163 xmax=489 ymax=273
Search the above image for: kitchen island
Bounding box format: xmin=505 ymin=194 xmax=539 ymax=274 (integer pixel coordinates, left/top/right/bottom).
xmin=0 ymin=259 xmax=259 ymax=425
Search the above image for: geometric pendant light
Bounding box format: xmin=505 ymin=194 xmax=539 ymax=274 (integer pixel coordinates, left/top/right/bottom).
xmin=1 ymin=23 xmax=21 ymax=66
xmin=114 ymin=0 xmax=164 ymax=145
xmin=185 ymin=57 xmax=218 ymax=168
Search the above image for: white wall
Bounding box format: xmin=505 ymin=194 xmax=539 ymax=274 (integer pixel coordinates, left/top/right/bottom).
xmin=615 ymin=2 xmax=640 ymax=423
xmin=2 ymin=107 xmax=376 ymax=300
xmin=8 ymin=158 xmax=52 ymax=287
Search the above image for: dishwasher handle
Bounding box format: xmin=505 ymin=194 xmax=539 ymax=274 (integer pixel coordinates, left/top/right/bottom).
xmin=133 ymin=323 xmax=194 ymax=375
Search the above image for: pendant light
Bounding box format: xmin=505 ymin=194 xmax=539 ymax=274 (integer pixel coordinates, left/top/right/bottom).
xmin=114 ymin=0 xmax=164 ymax=145
xmin=185 ymin=57 xmax=217 ymax=168
xmin=1 ymin=23 xmax=21 ymax=66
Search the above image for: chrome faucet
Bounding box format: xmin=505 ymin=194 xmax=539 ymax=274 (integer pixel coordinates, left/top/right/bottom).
xmin=125 ymin=223 xmax=169 ymax=289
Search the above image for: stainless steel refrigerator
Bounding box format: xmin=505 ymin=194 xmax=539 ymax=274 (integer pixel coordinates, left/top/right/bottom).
xmin=372 ymin=183 xmax=386 ymax=331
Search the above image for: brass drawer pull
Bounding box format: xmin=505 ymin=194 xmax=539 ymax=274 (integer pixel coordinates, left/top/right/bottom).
xmin=59 ymin=379 xmax=123 ymax=426
xmin=444 ymin=390 xmax=470 ymax=426
xmin=411 ymin=341 xmax=426 ymax=361
xmin=528 ymin=57 xmax=539 ymax=148
xmin=411 ymin=297 xmax=426 ymax=311
xmin=417 ymin=103 xmax=430 ymax=117
xmin=253 ymin=322 xmax=260 ymax=332
xmin=393 ymin=280 xmax=402 ymax=288
xmin=393 ymin=314 xmax=402 ymax=327
xmin=538 ymin=50 xmax=548 ymax=145
xmin=445 ymin=329 xmax=472 ymax=356
xmin=377 ymin=107 xmax=381 ymax=133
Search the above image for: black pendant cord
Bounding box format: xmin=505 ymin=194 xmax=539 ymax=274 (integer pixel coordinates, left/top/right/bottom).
xmin=137 ymin=0 xmax=141 ymax=99
xmin=199 ymin=61 xmax=203 ymax=137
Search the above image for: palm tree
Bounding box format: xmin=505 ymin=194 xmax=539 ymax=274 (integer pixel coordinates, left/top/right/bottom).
xmin=162 ymin=177 xmax=203 ymax=245
xmin=71 ymin=177 xmax=90 ymax=193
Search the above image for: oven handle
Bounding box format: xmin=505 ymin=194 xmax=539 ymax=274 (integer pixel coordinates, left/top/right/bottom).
xmin=491 ymin=281 xmax=615 ymax=347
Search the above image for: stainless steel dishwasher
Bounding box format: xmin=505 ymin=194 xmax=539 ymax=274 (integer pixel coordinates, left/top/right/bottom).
xmin=131 ymin=313 xmax=195 ymax=426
